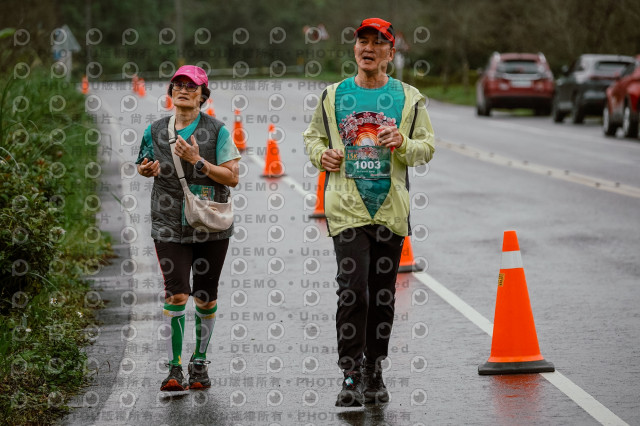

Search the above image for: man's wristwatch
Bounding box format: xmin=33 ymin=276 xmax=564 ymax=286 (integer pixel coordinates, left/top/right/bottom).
xmin=195 ymin=158 xmax=205 ymax=172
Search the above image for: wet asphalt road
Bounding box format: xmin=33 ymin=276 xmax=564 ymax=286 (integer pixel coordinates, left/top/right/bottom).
xmin=61 ymin=79 xmax=640 ymax=425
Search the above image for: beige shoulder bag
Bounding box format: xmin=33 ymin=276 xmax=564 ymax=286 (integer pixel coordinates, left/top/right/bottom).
xmin=168 ymin=115 xmax=233 ymax=232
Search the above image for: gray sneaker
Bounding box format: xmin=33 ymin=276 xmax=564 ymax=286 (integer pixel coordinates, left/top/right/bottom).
xmin=161 ymin=364 xmax=187 ymax=392
xmin=188 ymin=355 xmax=211 ymax=389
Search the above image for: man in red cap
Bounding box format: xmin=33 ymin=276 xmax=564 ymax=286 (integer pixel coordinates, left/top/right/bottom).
xmin=303 ymin=19 xmax=435 ymax=406
xmin=136 ymin=65 xmax=241 ymax=391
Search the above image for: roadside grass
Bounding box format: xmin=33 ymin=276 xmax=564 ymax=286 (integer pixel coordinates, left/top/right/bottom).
xmin=421 ymin=84 xmax=476 ymax=106
xmin=0 ymin=70 xmax=112 ymax=425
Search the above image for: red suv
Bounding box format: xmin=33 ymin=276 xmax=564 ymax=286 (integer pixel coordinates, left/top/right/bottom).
xmin=476 ymin=52 xmax=555 ymax=116
xmin=603 ymin=57 xmax=640 ymax=138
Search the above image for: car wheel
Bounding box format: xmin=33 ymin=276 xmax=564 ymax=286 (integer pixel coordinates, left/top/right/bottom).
xmin=552 ymin=96 xmax=566 ymax=123
xmin=572 ymin=93 xmax=585 ymax=124
xmin=476 ymin=91 xmax=487 ymax=116
xmin=602 ymin=104 xmax=617 ymax=137
xmin=484 ymin=99 xmax=492 ymax=117
xmin=622 ymin=103 xmax=639 ymax=138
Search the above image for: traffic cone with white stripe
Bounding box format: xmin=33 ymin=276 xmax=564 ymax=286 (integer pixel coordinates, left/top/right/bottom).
xmin=478 ymin=230 xmax=554 ymax=375
xmin=261 ymin=124 xmax=285 ymax=178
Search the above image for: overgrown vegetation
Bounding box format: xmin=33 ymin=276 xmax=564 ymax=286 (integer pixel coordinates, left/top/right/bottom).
xmin=0 ymin=58 xmax=111 ymax=424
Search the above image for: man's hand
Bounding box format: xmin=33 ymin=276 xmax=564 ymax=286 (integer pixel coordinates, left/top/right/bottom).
xmin=377 ymin=126 xmax=404 ymax=149
xmin=137 ymin=158 xmax=159 ymax=177
xmin=321 ymin=148 xmax=344 ymax=172
xmin=175 ymin=135 xmax=200 ymax=164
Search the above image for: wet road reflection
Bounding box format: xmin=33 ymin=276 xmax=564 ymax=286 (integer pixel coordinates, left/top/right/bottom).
xmin=489 ymin=374 xmax=543 ymax=425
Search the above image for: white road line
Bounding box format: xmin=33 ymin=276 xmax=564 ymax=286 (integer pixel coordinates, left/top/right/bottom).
xmin=412 ymin=272 xmax=494 ymax=336
xmin=412 ymin=271 xmax=629 ymax=426
xmin=248 ymin=148 xmax=630 ymax=425
xmin=541 ymin=371 xmax=629 ymax=426
xmin=438 ymin=139 xmax=640 ymax=199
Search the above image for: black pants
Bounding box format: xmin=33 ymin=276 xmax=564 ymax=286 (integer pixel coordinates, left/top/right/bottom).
xmin=332 ymin=225 xmax=404 ymax=371
xmin=154 ymin=239 xmax=229 ymax=302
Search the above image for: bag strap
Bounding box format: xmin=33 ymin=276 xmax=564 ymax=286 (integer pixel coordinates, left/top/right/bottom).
xmin=167 ymin=115 xmax=190 ymax=193
xmin=320 ymin=89 xmax=333 ymax=150
xmin=409 ymin=100 xmax=418 ymax=139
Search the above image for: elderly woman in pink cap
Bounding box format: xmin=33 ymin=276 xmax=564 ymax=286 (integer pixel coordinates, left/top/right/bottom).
xmin=136 ymin=65 xmax=240 ymax=391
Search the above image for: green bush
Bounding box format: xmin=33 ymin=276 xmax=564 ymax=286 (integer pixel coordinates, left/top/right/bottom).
xmin=0 ymin=69 xmax=111 ymax=424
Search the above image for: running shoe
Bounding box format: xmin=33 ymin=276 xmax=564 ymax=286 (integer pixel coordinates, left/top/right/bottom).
xmin=188 ymin=355 xmax=211 ymax=389
xmin=335 ymin=369 xmax=364 ymax=407
xmin=161 ymin=364 xmax=187 ymax=392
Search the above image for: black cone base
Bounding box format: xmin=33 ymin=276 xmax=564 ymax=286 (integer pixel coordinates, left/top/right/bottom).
xmin=308 ymin=213 xmax=326 ymax=219
xmin=398 ymin=263 xmax=424 ymax=273
xmin=478 ymin=359 xmax=555 ymax=375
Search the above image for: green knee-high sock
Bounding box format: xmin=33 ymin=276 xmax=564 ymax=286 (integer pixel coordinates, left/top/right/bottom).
xmin=163 ymin=303 xmax=186 ymax=366
xmin=194 ymin=305 xmax=217 ymax=360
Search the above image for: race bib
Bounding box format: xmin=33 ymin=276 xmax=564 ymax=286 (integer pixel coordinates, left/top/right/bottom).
xmin=344 ymin=145 xmax=391 ymax=179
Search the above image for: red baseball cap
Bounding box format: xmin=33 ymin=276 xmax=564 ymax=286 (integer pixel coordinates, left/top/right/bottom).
xmin=355 ymin=18 xmax=395 ymax=46
xmin=171 ymin=65 xmax=208 ymax=86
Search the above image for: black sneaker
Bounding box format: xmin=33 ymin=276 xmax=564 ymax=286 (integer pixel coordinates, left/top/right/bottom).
xmin=161 ymin=364 xmax=187 ymax=392
xmin=363 ymin=363 xmax=389 ymax=404
xmin=188 ymin=355 xmax=211 ymax=389
xmin=335 ymin=369 xmax=364 ymax=407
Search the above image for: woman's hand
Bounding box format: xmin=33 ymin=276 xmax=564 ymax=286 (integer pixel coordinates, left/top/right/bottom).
xmin=321 ymin=148 xmax=344 ymax=172
xmin=137 ymin=158 xmax=159 ymax=177
xmin=175 ymin=135 xmax=200 ymax=164
xmin=377 ymin=126 xmax=404 ymax=149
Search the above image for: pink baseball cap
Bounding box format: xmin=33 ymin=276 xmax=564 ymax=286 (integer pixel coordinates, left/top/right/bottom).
xmin=171 ymin=65 xmax=208 ymax=86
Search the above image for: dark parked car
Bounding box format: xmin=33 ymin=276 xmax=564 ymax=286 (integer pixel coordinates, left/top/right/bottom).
xmin=476 ymin=52 xmax=554 ymax=116
xmin=603 ymin=57 xmax=640 ymax=138
xmin=552 ymin=54 xmax=635 ymax=124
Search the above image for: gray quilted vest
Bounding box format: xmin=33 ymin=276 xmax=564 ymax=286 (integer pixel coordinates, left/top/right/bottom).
xmin=149 ymin=113 xmax=233 ymax=243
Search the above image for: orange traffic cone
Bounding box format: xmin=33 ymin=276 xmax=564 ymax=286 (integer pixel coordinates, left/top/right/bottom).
xmin=165 ymin=94 xmax=173 ymax=109
xmin=132 ymin=75 xmax=139 ymax=94
xmin=261 ymin=124 xmax=285 ymax=178
xmin=309 ymin=171 xmax=326 ymax=219
xmin=478 ymin=230 xmax=554 ymax=375
xmin=137 ymin=78 xmax=146 ymax=97
xmin=398 ymin=236 xmax=423 ymax=272
xmin=232 ymin=109 xmax=247 ymax=151
xmin=206 ymin=99 xmax=215 ymax=117
xmin=81 ymin=75 xmax=89 ymax=95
